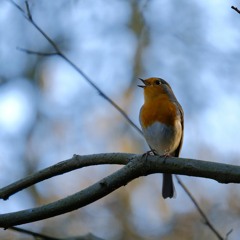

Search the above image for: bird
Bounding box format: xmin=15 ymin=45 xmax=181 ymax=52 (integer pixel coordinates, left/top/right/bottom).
xmin=138 ymin=77 xmax=184 ymax=199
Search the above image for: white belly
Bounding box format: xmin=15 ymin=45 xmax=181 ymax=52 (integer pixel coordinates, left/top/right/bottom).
xmin=142 ymin=121 xmax=182 ymax=155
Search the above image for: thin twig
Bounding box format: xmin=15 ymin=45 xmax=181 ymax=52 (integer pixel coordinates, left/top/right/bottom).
xmin=9 ymin=0 xmax=25 ymax=14
xmin=175 ymin=175 xmax=225 ymax=240
xmin=25 ymin=1 xmax=32 ymax=21
xmin=9 ymin=226 xmax=104 ymax=240
xmin=226 ymin=229 xmax=233 ymax=239
xmin=231 ymin=6 xmax=240 ymax=14
xmin=17 ymin=47 xmax=58 ymax=56
xmin=11 ymin=0 xmax=142 ymax=136
xmin=60 ymin=52 xmax=143 ymax=135
xmin=9 ymin=226 xmax=59 ymax=240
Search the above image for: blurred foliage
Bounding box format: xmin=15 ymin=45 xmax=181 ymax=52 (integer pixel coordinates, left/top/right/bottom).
xmin=0 ymin=0 xmax=240 ymax=239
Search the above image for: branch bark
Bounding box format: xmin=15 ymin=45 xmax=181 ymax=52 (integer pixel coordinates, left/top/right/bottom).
xmin=0 ymin=153 xmax=240 ymax=228
xmin=0 ymin=153 xmax=130 ymax=200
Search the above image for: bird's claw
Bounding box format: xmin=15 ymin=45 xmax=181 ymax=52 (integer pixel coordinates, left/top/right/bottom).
xmin=142 ymin=149 xmax=157 ymax=161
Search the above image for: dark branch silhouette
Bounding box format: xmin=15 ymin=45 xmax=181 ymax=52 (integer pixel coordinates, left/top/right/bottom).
xmin=9 ymin=226 xmax=104 ymax=240
xmin=17 ymin=47 xmax=58 ymax=56
xmin=9 ymin=226 xmax=60 ymax=240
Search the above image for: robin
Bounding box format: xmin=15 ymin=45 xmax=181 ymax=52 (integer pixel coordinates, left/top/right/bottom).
xmin=138 ymin=77 xmax=184 ymax=199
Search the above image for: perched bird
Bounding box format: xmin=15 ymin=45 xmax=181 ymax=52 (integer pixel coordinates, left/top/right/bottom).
xmin=138 ymin=77 xmax=184 ymax=199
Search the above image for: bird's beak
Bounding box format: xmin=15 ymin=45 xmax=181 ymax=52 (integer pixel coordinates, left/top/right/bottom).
xmin=138 ymin=78 xmax=146 ymax=88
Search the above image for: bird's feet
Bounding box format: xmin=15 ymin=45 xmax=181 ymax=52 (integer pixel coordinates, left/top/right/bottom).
xmin=142 ymin=149 xmax=157 ymax=161
xmin=142 ymin=150 xmax=154 ymax=159
xmin=161 ymin=152 xmax=170 ymax=163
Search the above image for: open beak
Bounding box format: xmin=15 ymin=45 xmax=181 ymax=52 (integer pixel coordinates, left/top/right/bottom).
xmin=138 ymin=78 xmax=146 ymax=88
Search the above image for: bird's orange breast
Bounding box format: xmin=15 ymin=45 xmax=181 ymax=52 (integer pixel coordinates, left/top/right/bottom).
xmin=140 ymin=95 xmax=178 ymax=129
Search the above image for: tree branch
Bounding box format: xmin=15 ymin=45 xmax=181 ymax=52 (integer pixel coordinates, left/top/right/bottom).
xmin=1 ymin=153 xmax=240 ymax=202
xmin=0 ymin=153 xmax=240 ymax=228
xmin=231 ymin=6 xmax=240 ymax=14
xmin=9 ymin=226 xmax=60 ymax=240
xmin=9 ymin=226 xmax=104 ymax=240
xmin=0 ymin=153 xmax=130 ymax=200
xmin=17 ymin=47 xmax=58 ymax=56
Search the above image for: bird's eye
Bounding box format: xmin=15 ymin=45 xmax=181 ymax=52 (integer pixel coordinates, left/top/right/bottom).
xmin=155 ymin=79 xmax=161 ymax=85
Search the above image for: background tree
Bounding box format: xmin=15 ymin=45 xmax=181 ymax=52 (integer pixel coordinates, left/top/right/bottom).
xmin=0 ymin=0 xmax=240 ymax=239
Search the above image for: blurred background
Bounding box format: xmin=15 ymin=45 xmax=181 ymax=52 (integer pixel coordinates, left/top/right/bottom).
xmin=0 ymin=0 xmax=240 ymax=239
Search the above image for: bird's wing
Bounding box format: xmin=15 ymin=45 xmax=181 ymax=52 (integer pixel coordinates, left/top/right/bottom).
xmin=174 ymin=101 xmax=184 ymax=157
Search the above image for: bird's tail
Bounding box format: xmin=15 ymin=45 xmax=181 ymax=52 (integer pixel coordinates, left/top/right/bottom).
xmin=162 ymin=174 xmax=175 ymax=199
